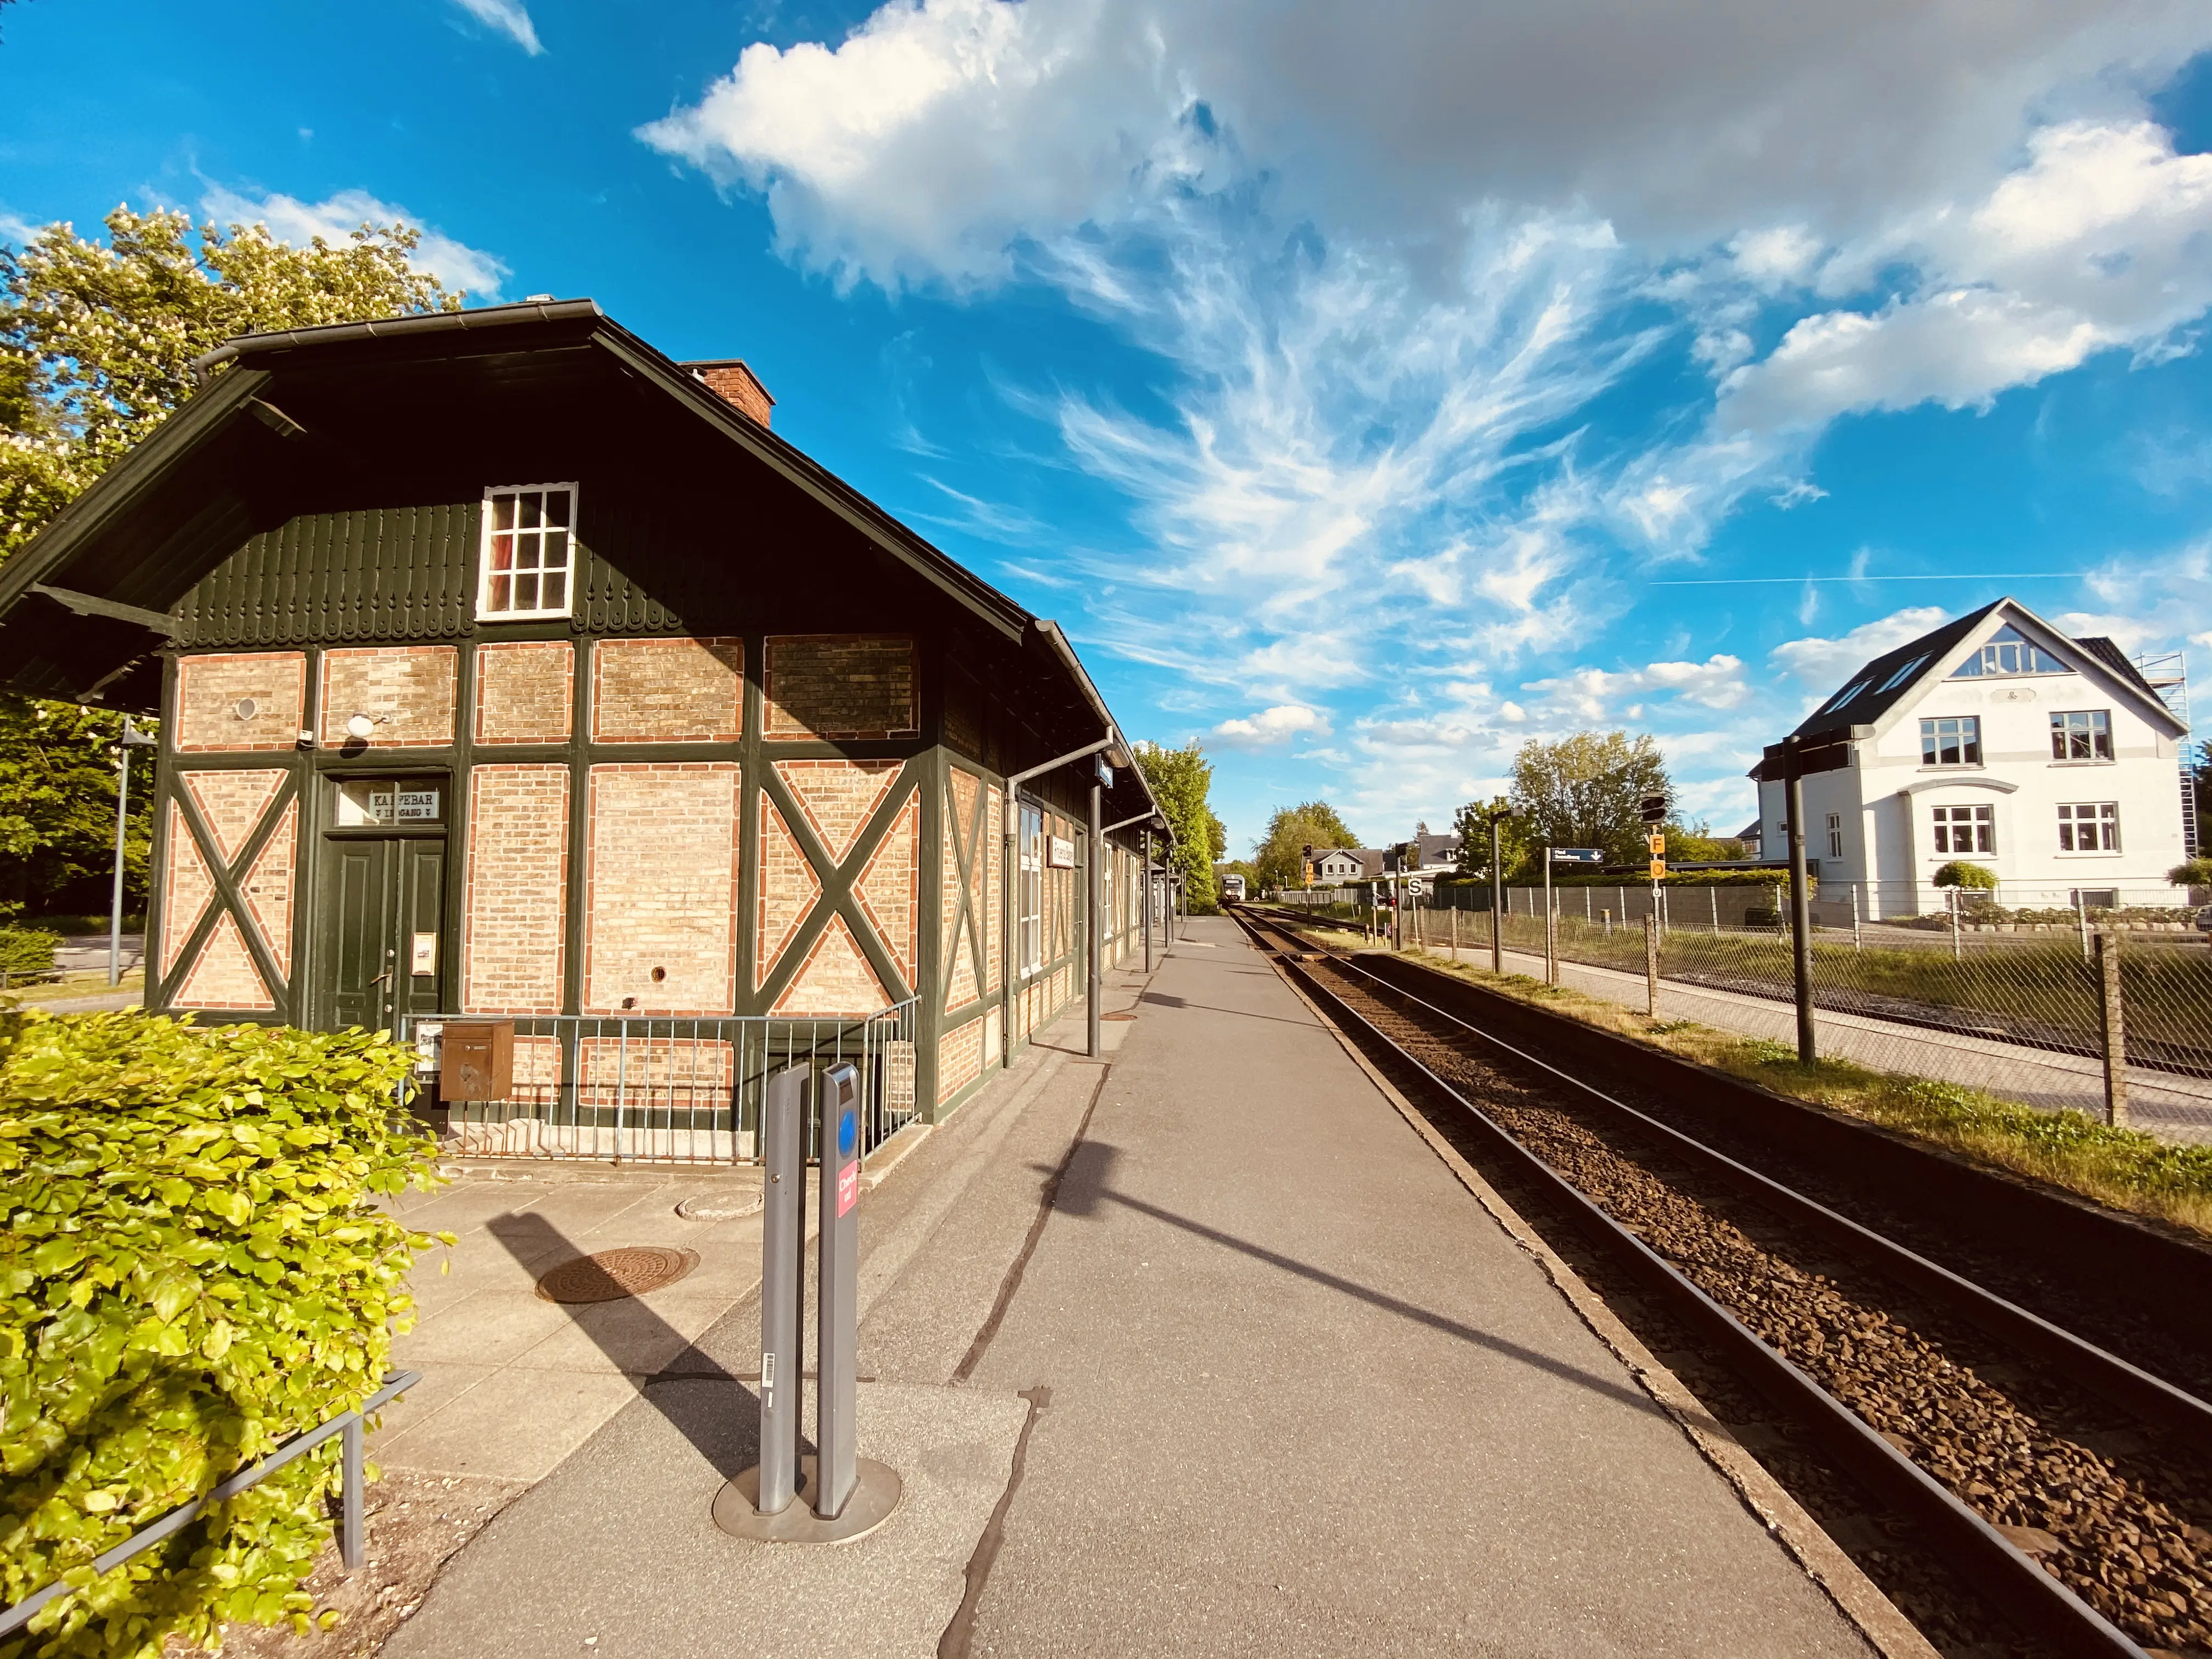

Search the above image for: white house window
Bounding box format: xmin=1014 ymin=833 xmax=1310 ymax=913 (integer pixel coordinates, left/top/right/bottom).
xmin=1826 ymin=814 xmax=1843 ymax=857
xmin=1920 ymin=716 xmax=1982 ymax=766
xmin=1948 ymin=623 xmax=2067 ymax=678
xmin=2057 ymin=802 xmax=2119 ymax=853
xmin=2049 ymin=710 xmax=2113 ymax=761
xmin=1931 ymin=804 xmax=1994 ymax=855
xmin=1018 ymin=800 xmax=1043 ymax=977
xmin=478 ymin=483 xmax=578 ymax=619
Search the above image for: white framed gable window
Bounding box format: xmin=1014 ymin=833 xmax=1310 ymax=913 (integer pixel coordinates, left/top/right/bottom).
xmin=478 ymin=483 xmax=578 ymax=620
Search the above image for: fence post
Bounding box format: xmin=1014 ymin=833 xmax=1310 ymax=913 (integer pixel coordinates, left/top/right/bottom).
xmin=2095 ymin=930 xmax=2129 ymax=1128
xmin=1450 ymin=905 xmax=1458 ymax=956
xmin=1782 ymin=756 xmax=1816 ymax=1065
xmin=1545 ymin=890 xmax=1558 ymax=985
xmin=1852 ymin=884 xmax=1861 ymax=953
xmin=1644 ymin=912 xmax=1659 ymax=1019
xmin=1711 ymin=886 xmax=1719 ymax=933
xmin=1949 ymin=887 xmax=1961 ymax=961
xmin=2076 ymin=889 xmax=2091 ymax=963
xmin=339 ymin=1414 xmax=365 ymax=1570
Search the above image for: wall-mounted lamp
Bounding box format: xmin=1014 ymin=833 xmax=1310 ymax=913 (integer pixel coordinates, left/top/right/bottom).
xmin=345 ymin=713 xmax=376 ymax=741
xmin=234 ymin=697 xmax=258 ymax=721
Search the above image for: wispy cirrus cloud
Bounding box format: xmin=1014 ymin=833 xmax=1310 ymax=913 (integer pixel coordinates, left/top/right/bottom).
xmin=450 ymin=0 xmax=544 ymax=55
xmin=641 ymin=0 xmax=2212 ymax=839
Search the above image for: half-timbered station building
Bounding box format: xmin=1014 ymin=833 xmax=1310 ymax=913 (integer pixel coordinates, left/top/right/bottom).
xmin=0 ymin=300 xmax=1167 ymax=1155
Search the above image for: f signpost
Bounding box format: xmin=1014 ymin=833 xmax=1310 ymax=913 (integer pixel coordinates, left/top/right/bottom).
xmin=1760 ymin=724 xmax=1859 ymax=1065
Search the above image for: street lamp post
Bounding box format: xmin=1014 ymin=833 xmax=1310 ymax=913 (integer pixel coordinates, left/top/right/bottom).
xmin=109 ymin=718 xmax=158 ymax=988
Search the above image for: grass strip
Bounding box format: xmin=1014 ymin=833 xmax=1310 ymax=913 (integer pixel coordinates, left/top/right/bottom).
xmin=1283 ymin=918 xmax=2212 ymax=1242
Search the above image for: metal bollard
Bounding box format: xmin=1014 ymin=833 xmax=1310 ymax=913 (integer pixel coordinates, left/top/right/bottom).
xmin=756 ymin=1065 xmax=806 ymax=1516
xmin=815 ymin=1062 xmax=861 ymax=1521
xmin=714 ymin=1062 xmax=902 ymax=1543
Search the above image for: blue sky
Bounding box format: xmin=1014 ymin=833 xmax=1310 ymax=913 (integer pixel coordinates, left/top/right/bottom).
xmin=5 ymin=0 xmax=2211 ymax=853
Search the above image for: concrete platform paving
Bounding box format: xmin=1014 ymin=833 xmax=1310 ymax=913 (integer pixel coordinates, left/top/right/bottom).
xmin=957 ymin=918 xmax=1869 ymax=1657
xmin=380 ymin=922 xmax=1877 ymax=1657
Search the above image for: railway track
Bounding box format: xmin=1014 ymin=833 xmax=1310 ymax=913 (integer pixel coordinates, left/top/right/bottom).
xmin=1233 ymin=906 xmax=2212 ymax=1659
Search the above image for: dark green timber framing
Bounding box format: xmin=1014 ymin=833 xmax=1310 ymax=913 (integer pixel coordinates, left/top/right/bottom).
xmin=16 ymin=300 xmax=1164 ymax=1124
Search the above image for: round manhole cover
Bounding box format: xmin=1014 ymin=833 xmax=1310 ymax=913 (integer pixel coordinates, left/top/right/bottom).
xmin=537 ymin=1246 xmax=699 ymax=1304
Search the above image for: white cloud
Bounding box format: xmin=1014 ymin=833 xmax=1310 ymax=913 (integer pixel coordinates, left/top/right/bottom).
xmin=642 ymin=0 xmax=2208 ymax=285
xmin=1522 ymin=654 xmax=1750 ymax=722
xmin=452 ymin=0 xmax=543 ymax=55
xmin=1211 ymin=704 xmax=1333 ymax=748
xmin=1720 ymin=122 xmax=2212 ymax=433
xmin=1768 ymin=607 xmax=1949 ymax=685
xmin=642 ymin=0 xmax=2212 ymax=840
xmin=199 ymin=186 xmax=509 ymax=298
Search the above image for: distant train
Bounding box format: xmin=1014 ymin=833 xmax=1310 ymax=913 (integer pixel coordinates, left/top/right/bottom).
xmin=1222 ymin=873 xmax=1247 ymax=902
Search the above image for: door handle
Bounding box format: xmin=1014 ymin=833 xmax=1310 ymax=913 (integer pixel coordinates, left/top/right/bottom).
xmin=370 ymin=970 xmax=393 ymax=987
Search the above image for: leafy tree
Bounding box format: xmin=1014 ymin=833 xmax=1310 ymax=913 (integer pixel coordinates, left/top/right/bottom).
xmin=3 ymin=205 xmax=463 ymax=562
xmin=1451 ymin=798 xmax=1532 ymax=882
xmin=1251 ymin=799 xmax=1359 ymax=890
xmin=1508 ymin=731 xmax=1671 ymax=870
xmin=0 ymin=207 xmax=461 ymax=918
xmin=1135 ymin=740 xmax=1222 ymax=911
xmin=1660 ymin=819 xmax=1745 ymax=864
xmin=0 ymin=696 xmax=155 ymax=916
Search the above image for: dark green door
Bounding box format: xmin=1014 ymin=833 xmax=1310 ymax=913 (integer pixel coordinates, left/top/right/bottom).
xmin=319 ymin=834 xmax=446 ymax=1033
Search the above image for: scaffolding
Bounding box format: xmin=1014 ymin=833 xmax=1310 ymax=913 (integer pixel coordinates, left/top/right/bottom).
xmin=2136 ymin=648 xmax=2199 ymax=859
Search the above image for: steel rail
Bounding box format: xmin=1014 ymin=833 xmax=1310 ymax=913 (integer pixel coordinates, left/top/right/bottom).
xmin=1246 ymin=909 xmax=2212 ymax=1444
xmin=1235 ymin=910 xmax=2145 ymax=1659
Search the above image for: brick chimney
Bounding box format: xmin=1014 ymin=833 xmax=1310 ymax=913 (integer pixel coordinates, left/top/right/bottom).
xmin=684 ymin=359 xmax=774 ymax=427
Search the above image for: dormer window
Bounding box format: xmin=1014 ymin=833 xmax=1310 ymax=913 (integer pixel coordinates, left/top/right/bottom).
xmin=1949 ymin=623 xmax=2066 ymax=678
xmin=478 ymin=483 xmax=578 ymax=620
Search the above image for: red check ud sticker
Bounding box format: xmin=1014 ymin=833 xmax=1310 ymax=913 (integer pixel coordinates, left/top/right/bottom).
xmin=837 ymin=1161 xmax=859 ymax=1217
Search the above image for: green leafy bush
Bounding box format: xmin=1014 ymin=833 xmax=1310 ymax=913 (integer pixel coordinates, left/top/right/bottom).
xmin=0 ymin=1011 xmax=441 ymax=1657
xmin=2170 ymin=857 xmax=2212 ymax=888
xmin=1932 ymin=860 xmax=1999 ymax=890
xmin=0 ymin=930 xmax=60 ymax=981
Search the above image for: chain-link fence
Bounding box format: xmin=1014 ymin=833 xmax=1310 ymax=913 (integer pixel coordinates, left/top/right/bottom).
xmin=1363 ymin=885 xmax=2212 ymax=1141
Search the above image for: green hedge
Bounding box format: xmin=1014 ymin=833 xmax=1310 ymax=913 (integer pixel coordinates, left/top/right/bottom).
xmin=0 ymin=931 xmax=60 ymax=981
xmin=0 ymin=1012 xmax=441 ymax=1657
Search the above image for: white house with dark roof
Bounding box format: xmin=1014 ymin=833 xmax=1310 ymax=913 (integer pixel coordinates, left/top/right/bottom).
xmin=1751 ymin=599 xmax=2193 ymax=917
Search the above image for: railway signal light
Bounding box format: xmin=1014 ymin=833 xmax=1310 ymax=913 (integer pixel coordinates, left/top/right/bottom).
xmin=1639 ymin=794 xmax=1668 ymax=825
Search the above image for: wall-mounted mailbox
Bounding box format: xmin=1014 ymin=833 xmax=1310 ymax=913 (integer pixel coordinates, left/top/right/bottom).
xmin=441 ymin=1019 xmax=514 ymax=1101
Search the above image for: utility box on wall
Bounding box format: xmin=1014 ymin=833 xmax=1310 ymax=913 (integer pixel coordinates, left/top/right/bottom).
xmin=441 ymin=1019 xmax=515 ymax=1101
